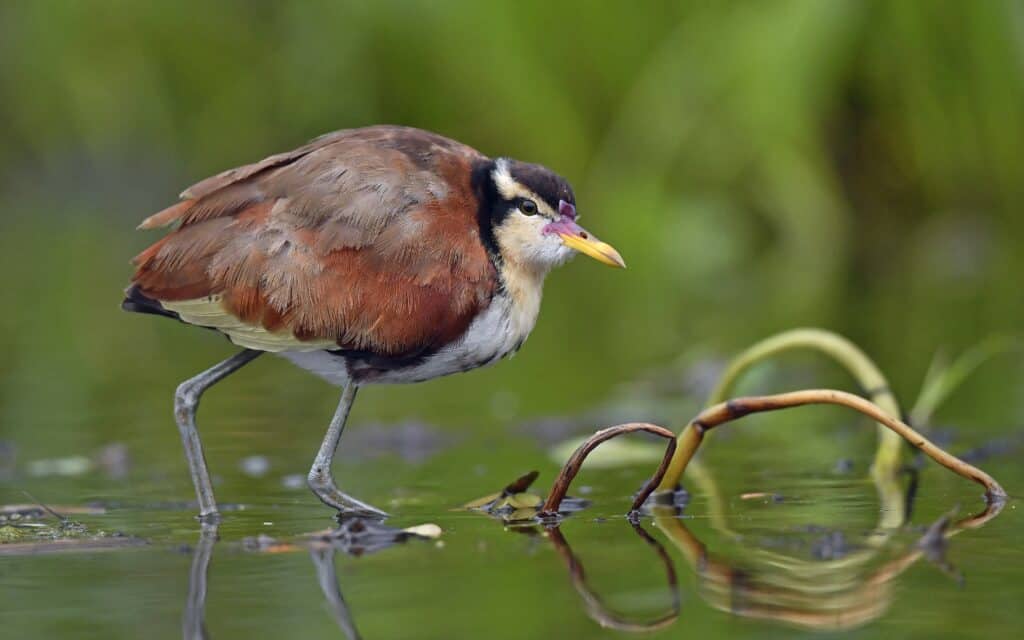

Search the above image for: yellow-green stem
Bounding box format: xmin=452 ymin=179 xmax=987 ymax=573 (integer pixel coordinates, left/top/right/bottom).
xmin=659 ymin=328 xmax=903 ymax=491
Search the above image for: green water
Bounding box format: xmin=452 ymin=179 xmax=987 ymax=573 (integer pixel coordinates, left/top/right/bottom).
xmin=0 ymin=350 xmax=1020 ymax=639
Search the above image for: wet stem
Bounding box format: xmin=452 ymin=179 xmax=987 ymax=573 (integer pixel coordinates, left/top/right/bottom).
xmin=667 ymin=389 xmax=1006 ymax=502
xmin=541 ymin=329 xmax=1007 ymax=516
xmin=540 ymin=423 xmax=677 ymax=517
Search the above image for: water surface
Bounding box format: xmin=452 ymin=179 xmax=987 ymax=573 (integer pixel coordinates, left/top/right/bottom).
xmin=1 ymin=377 xmax=1020 ymax=639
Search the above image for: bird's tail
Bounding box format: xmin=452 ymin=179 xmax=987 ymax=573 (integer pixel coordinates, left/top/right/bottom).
xmin=121 ymin=283 xmax=180 ymax=320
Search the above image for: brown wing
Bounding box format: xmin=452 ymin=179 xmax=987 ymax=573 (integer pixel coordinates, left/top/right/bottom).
xmin=129 ymin=126 xmax=498 ymax=356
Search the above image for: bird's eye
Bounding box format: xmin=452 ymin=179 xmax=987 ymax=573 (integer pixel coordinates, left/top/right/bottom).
xmin=519 ymin=199 xmax=538 ymax=216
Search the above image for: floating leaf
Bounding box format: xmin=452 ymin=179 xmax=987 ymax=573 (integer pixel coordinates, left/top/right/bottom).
xmin=463 ymin=492 xmax=501 ymax=511
xmin=462 ymin=470 xmax=541 ymax=512
xmin=506 ymin=508 xmax=540 ymax=523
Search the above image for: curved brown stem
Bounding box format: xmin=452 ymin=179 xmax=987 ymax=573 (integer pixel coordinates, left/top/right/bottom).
xmin=540 ymin=423 xmax=677 ymax=517
xmin=670 ymin=389 xmax=1006 ymax=502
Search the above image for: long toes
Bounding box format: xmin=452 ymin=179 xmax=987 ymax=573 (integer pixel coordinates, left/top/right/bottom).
xmin=335 ymin=507 xmax=389 ymax=522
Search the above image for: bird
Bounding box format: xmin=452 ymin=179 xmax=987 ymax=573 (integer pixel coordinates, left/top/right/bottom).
xmin=123 ymin=125 xmax=625 ymax=521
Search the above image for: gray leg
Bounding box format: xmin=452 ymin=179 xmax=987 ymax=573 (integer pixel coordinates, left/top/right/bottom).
xmin=174 ymin=349 xmax=262 ymax=521
xmin=307 ymin=385 xmax=388 ymax=518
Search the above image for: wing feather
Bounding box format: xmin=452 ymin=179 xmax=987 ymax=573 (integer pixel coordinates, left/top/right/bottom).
xmin=127 ymin=126 xmax=497 ymax=357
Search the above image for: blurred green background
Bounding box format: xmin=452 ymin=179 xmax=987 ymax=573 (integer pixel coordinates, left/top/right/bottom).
xmin=3 ymin=1 xmax=1023 ymax=426
xmin=0 ymin=3 xmax=1023 ymax=638
xmin=3 ymin=0 xmax=1024 ymax=484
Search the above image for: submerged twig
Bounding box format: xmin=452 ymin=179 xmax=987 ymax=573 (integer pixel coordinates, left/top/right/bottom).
xmin=666 ymin=389 xmax=1006 ymax=502
xmin=540 ymin=423 xmax=677 ymax=517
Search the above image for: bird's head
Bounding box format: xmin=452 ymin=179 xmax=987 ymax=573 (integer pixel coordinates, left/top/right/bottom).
xmin=475 ymin=158 xmax=625 ymax=272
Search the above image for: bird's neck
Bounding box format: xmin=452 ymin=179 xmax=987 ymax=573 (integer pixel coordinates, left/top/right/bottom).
xmin=499 ymin=258 xmax=548 ymax=338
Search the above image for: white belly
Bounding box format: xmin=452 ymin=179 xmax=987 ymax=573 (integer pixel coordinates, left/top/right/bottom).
xmin=278 ymin=290 xmax=539 ymax=386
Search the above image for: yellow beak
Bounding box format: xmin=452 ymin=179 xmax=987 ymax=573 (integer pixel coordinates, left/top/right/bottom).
xmin=558 ymin=229 xmax=626 ymax=268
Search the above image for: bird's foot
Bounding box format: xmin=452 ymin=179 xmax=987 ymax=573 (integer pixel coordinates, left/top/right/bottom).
xmin=308 ymin=475 xmax=389 ymax=520
xmin=334 ymin=505 xmax=389 ymax=523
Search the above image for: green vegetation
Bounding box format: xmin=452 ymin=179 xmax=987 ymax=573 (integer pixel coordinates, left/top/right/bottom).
xmin=0 ymin=3 xmax=1022 ymax=639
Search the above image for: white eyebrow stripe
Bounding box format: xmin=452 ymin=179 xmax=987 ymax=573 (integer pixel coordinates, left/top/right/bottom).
xmin=492 ymin=159 xmax=518 ymax=200
xmin=492 ymin=159 xmax=558 ymax=217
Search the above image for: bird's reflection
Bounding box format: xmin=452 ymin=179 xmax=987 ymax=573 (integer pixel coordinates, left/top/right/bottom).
xmin=182 ymin=524 xmax=217 ymax=640
xmin=182 ymin=516 xmax=427 ymax=640
xmin=311 ymin=546 xmax=362 ymax=640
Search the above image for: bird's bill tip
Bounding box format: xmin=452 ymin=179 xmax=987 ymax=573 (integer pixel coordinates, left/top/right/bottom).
xmin=557 ymin=229 xmax=626 ymax=268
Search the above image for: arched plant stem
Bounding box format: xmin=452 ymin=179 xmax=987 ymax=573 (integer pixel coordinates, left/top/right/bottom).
xmin=540 ymin=423 xmax=677 ymax=517
xmin=659 ymin=328 xmax=903 ymax=492
xmin=666 ymin=389 xmax=1005 ymax=502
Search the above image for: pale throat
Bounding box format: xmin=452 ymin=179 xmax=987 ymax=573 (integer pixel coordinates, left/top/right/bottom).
xmin=498 ymin=251 xmax=548 ymax=339
xmin=493 ymin=211 xmax=562 ymax=343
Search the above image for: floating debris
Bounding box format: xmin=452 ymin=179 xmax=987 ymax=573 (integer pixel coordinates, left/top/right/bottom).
xmin=402 ymin=523 xmax=442 ymax=539
xmin=309 ymin=517 xmax=441 ymax=556
xmin=0 ymin=503 xmax=105 ymax=523
xmin=0 ymin=502 xmax=141 ymax=555
xmin=463 ymin=471 xmax=587 ymax=524
xmin=240 ymin=518 xmax=442 ymax=557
